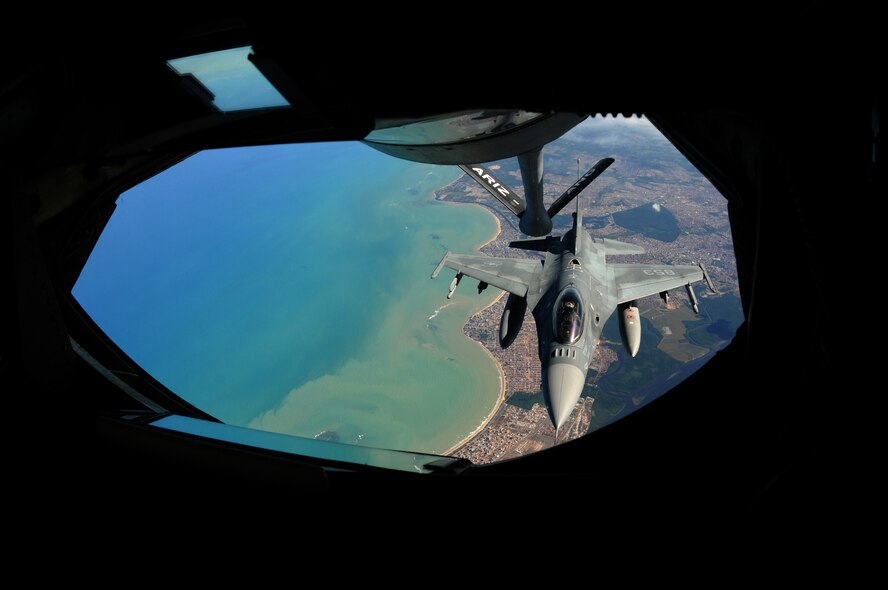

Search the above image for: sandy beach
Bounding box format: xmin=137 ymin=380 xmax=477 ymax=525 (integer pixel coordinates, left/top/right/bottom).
xmin=439 ymin=204 xmax=508 ymax=456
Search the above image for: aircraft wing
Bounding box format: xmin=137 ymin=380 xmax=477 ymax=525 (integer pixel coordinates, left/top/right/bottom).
xmin=611 ymin=263 xmax=710 ymax=304
xmin=432 ymin=252 xmax=541 ymax=297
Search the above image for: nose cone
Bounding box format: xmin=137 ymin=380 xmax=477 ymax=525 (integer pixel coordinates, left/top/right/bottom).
xmin=544 ymin=363 xmax=586 ymax=429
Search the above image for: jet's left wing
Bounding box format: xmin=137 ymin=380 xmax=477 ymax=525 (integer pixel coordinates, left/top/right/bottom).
xmin=611 ymin=263 xmax=714 ymax=304
xmin=432 ymin=251 xmax=541 ymax=297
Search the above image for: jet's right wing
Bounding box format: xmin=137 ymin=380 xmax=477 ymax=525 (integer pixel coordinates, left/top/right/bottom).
xmin=611 ymin=263 xmax=713 ymax=304
xmin=432 ymin=251 xmax=541 ymax=297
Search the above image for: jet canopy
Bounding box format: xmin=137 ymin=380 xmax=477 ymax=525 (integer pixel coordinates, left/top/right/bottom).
xmin=554 ymin=287 xmax=584 ymax=344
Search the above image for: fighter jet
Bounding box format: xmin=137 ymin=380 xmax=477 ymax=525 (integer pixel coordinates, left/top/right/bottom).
xmin=432 ymin=157 xmax=716 ymax=435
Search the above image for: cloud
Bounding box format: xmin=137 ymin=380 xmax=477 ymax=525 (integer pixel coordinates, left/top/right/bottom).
xmin=561 ymin=114 xmax=666 ymax=147
xmin=610 ymin=114 xmax=656 ymax=127
xmin=652 ymin=203 xmax=662 ymax=212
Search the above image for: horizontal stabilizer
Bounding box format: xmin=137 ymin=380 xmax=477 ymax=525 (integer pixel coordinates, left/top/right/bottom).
xmin=601 ymin=238 xmax=645 ymax=255
xmin=509 ymin=237 xmax=556 ymax=251
xmin=547 ymin=157 xmax=615 ymax=218
xmin=459 ymin=164 xmax=525 ymax=217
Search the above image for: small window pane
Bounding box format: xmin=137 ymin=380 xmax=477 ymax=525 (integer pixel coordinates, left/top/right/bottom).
xmin=167 ymin=46 xmax=289 ymax=112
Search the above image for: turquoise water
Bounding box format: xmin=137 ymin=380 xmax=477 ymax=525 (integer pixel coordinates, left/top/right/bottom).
xmin=74 ymin=142 xmax=501 ymax=453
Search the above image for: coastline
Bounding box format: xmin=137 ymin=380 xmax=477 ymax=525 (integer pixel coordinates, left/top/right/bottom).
xmin=433 ymin=186 xmax=507 ymax=456
xmin=432 ymin=177 xmax=503 ymax=255
xmin=441 ymin=291 xmax=507 ymax=456
xmin=477 ymin=207 xmax=502 ymax=249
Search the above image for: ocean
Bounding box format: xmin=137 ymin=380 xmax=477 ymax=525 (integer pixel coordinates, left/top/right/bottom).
xmin=73 ymin=142 xmax=503 ymax=454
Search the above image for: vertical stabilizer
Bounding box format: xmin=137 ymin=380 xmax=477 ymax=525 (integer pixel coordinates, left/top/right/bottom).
xmin=573 ymin=192 xmax=582 ymax=253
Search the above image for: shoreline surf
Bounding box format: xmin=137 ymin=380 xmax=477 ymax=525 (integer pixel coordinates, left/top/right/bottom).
xmin=432 ymin=197 xmax=507 ymax=456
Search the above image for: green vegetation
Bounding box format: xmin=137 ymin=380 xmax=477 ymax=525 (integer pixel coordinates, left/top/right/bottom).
xmin=604 ymin=346 xmax=682 ymax=394
xmin=646 ymin=305 xmax=709 ymax=362
xmin=705 ymin=292 xmax=745 ymax=326
xmin=684 ymin=319 xmax=722 ymax=346
xmin=506 ymin=390 xmax=546 ymax=410
xmin=600 ymin=315 xmax=683 ymax=395
xmin=686 ymin=319 xmax=737 ymax=346
xmin=685 ymin=292 xmax=744 ymax=346
xmin=658 ymin=336 xmax=709 ymax=362
xmin=587 ymin=392 xmax=626 ymax=432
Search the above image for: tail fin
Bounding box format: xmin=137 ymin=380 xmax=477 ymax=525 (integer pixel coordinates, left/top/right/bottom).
xmin=573 ymin=192 xmax=582 ymax=252
xmin=557 ymin=157 xmax=613 ymax=253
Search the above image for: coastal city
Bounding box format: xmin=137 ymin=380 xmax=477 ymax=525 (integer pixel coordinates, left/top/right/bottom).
xmin=434 ymin=133 xmax=741 ymax=464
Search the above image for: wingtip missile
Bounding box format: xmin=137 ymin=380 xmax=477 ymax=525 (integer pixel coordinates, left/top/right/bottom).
xmin=699 ymin=263 xmax=716 ymax=293
xmin=431 ymin=252 xmax=450 ymax=279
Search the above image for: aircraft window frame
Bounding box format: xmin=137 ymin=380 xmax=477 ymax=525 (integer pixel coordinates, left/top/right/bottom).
xmin=149 ymin=414 xmax=460 ymax=474
xmin=68 ymin=114 xmax=742 ymax=466
xmin=365 ymin=110 xmax=547 ymax=146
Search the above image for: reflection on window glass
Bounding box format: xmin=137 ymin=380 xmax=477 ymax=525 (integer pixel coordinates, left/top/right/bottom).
xmin=73 ymin=116 xmax=742 ymax=463
xmin=151 ymin=415 xmax=448 ymax=474
xmin=554 ymin=288 xmax=584 ymax=344
xmin=365 ymin=110 xmax=546 ymax=146
xmin=167 ymin=46 xmax=289 ymax=112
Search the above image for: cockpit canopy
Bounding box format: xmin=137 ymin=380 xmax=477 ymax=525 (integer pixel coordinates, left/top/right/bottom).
xmin=554 ymin=287 xmax=584 ymax=344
